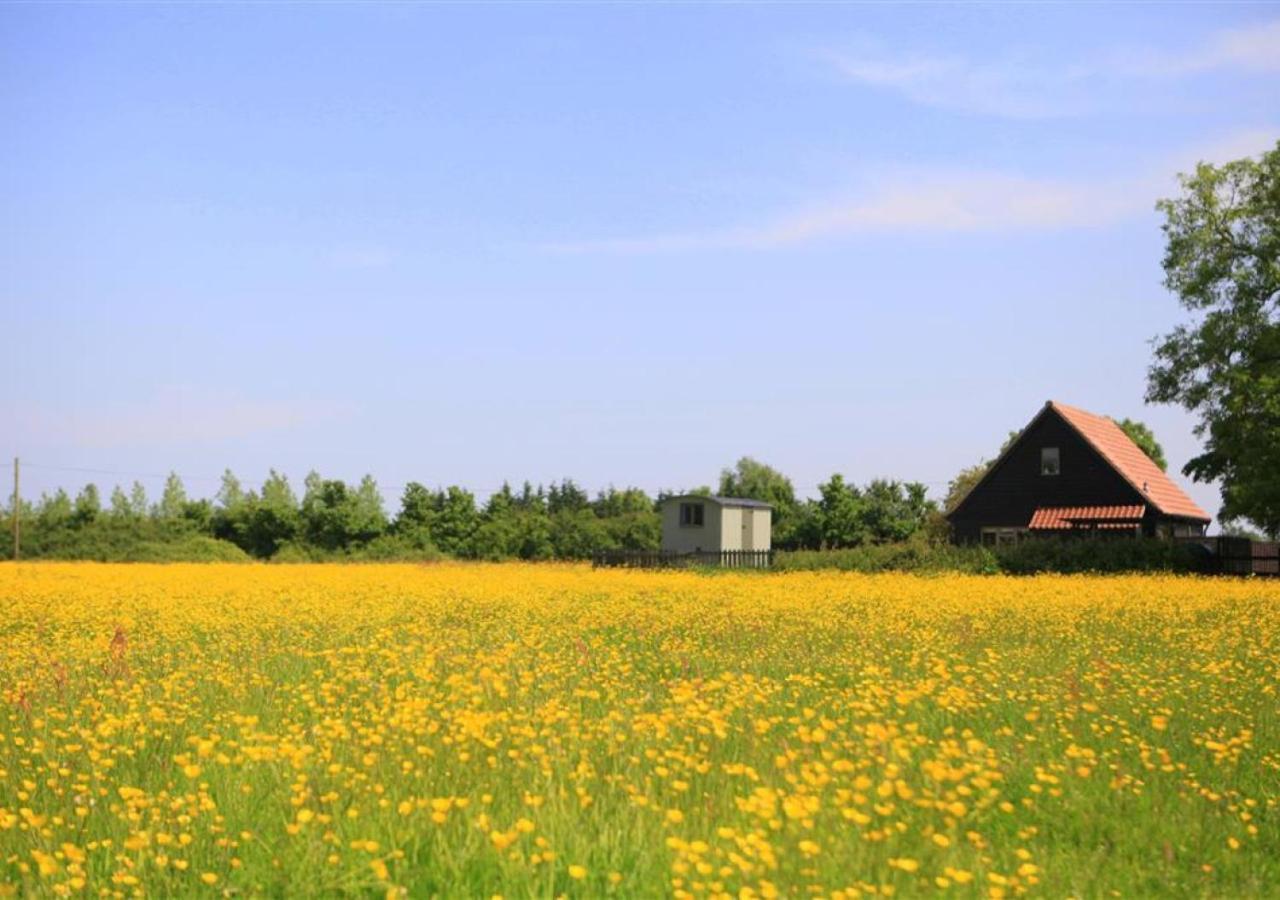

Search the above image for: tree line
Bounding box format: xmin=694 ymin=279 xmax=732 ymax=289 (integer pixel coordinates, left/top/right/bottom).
xmin=3 ymin=460 xmax=941 ymax=561
xmin=0 ymin=411 xmax=1187 ymax=561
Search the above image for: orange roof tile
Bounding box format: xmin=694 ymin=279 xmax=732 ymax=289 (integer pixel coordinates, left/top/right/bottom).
xmin=1050 ymin=402 xmax=1210 ymax=521
xmin=1029 ymin=505 xmax=1146 ymax=529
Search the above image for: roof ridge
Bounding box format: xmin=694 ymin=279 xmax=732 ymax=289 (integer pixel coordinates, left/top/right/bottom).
xmin=1049 ymin=402 xmax=1209 ymax=522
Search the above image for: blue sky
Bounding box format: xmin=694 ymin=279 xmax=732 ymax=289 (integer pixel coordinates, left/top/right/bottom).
xmin=3 ymin=3 xmax=1277 ymax=519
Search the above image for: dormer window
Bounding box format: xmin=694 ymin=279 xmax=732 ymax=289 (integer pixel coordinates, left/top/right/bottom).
xmin=1041 ymin=447 xmax=1060 ymax=476
xmin=679 ymin=502 xmax=705 ymax=527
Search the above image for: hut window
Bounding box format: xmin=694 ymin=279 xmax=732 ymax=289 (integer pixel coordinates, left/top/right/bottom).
xmin=1041 ymin=447 xmax=1060 ymax=476
xmin=679 ymin=502 xmax=705 ymax=527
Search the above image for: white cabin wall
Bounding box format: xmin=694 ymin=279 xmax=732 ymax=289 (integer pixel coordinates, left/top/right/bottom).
xmin=660 ymin=499 xmax=721 ymax=553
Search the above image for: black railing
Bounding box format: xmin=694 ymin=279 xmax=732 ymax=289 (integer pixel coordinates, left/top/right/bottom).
xmin=592 ymin=549 xmax=774 ymax=570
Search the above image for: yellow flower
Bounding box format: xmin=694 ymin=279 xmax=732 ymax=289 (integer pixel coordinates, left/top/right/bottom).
xmin=568 ymin=864 xmax=587 ymax=880
xmin=200 ymin=873 xmax=218 ymax=885
xmin=31 ymin=850 xmax=58 ymax=877
xmin=2 ymin=563 xmax=1276 ymax=896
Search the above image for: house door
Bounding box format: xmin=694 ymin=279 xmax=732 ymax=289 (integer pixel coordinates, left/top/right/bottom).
xmin=741 ymin=510 xmax=754 ymax=550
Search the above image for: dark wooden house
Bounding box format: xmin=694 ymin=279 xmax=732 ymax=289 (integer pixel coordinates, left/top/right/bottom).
xmin=948 ymin=401 xmax=1210 ymax=545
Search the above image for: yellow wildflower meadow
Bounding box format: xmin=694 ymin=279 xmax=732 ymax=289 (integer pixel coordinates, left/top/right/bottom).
xmin=1 ymin=563 xmax=1277 ymax=897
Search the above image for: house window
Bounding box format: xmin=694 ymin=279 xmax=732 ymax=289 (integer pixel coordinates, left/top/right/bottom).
xmin=1041 ymin=447 xmax=1060 ymax=476
xmin=679 ymin=502 xmax=705 ymax=527
xmin=982 ymin=527 xmax=1027 ymax=547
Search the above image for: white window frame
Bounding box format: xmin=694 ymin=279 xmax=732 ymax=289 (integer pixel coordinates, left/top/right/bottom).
xmin=981 ymin=527 xmax=1028 ymax=547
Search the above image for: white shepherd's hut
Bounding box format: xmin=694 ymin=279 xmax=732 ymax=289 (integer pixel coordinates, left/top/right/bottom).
xmin=658 ymin=495 xmax=772 ymax=554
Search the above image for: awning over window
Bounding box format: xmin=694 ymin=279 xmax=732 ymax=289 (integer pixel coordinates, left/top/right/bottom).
xmin=1028 ymin=505 xmax=1146 ymax=530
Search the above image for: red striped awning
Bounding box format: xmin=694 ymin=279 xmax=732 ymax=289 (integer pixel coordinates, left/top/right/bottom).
xmin=1029 ymin=505 xmax=1146 ymax=530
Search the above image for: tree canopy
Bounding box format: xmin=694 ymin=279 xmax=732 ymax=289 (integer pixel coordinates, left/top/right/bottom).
xmin=6 ymin=457 xmax=947 ymax=560
xmin=1148 ymin=140 xmax=1280 ymax=537
xmin=718 ymin=457 xmax=800 ymax=545
xmin=1116 ymin=418 xmax=1167 ymax=471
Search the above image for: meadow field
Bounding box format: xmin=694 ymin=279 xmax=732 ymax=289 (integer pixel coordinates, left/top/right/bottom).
xmin=0 ymin=564 xmax=1276 ymax=898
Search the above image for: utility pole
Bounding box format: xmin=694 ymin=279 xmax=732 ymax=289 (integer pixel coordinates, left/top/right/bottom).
xmin=11 ymin=457 xmax=18 ymax=561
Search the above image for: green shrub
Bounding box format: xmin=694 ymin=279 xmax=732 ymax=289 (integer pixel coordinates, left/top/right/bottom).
xmin=347 ymin=534 xmax=445 ymax=562
xmin=14 ymin=522 xmax=248 ymax=562
xmin=776 ymin=537 xmax=1210 ymax=576
xmin=123 ymin=536 xmax=251 ymax=563
xmin=267 ymin=535 xmax=445 ymax=563
xmin=775 ymin=539 xmax=999 ymax=574
xmin=993 ymin=537 xmax=1208 ymax=575
xmin=269 ymin=542 xmax=326 ymax=563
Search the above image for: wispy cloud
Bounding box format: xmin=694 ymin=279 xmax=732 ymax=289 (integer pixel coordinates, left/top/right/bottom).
xmin=823 ymin=19 xmax=1280 ymax=118
xmin=547 ymin=129 xmax=1276 ymax=254
xmin=1116 ymin=19 xmax=1280 ymax=77
xmin=823 ymin=51 xmax=1088 ymax=119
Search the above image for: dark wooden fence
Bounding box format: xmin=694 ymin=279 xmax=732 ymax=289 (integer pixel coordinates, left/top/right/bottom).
xmin=1178 ymin=537 xmax=1279 ymax=576
xmin=592 ymin=549 xmax=774 ymax=570
xmin=1216 ymin=538 xmax=1279 ymax=576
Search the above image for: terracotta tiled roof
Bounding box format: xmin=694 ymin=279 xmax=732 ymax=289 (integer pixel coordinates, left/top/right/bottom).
xmin=1029 ymin=505 xmax=1146 ymax=530
xmin=1050 ymin=402 xmax=1210 ymax=522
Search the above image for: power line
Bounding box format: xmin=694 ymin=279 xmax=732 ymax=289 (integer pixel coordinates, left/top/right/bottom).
xmin=23 ymin=462 xmax=220 ymax=483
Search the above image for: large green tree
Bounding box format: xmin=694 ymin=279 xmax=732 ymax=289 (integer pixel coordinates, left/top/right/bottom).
xmin=242 ymin=470 xmax=300 ymax=557
xmin=861 ymin=479 xmax=936 ymax=543
xmin=814 ymin=474 xmax=866 ymax=548
xmin=719 ymin=457 xmax=800 ymax=546
xmin=109 ymin=485 xmax=136 ymax=519
xmin=1147 ymin=141 xmax=1280 ymax=537
xmin=431 ymin=486 xmax=480 ymax=557
xmin=1116 ymin=418 xmax=1167 ymax=471
xmin=157 ymin=472 xmax=188 ymax=519
xmin=72 ymin=484 xmax=101 ymax=526
xmin=300 ymin=473 xmax=387 ymax=552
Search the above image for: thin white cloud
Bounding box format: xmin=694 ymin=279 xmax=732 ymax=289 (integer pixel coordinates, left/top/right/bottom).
xmin=547 ymin=129 xmax=1276 ymax=254
xmin=550 ymin=173 xmax=1132 ymax=253
xmin=823 ymin=51 xmax=1089 ymax=119
xmin=824 ymin=19 xmax=1280 ymax=118
xmin=1117 ymin=19 xmax=1280 ymax=77
xmin=1211 ymin=20 xmax=1280 ymax=72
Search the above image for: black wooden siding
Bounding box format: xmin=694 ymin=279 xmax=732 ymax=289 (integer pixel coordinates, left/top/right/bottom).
xmin=949 ymin=409 xmax=1147 ymax=543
